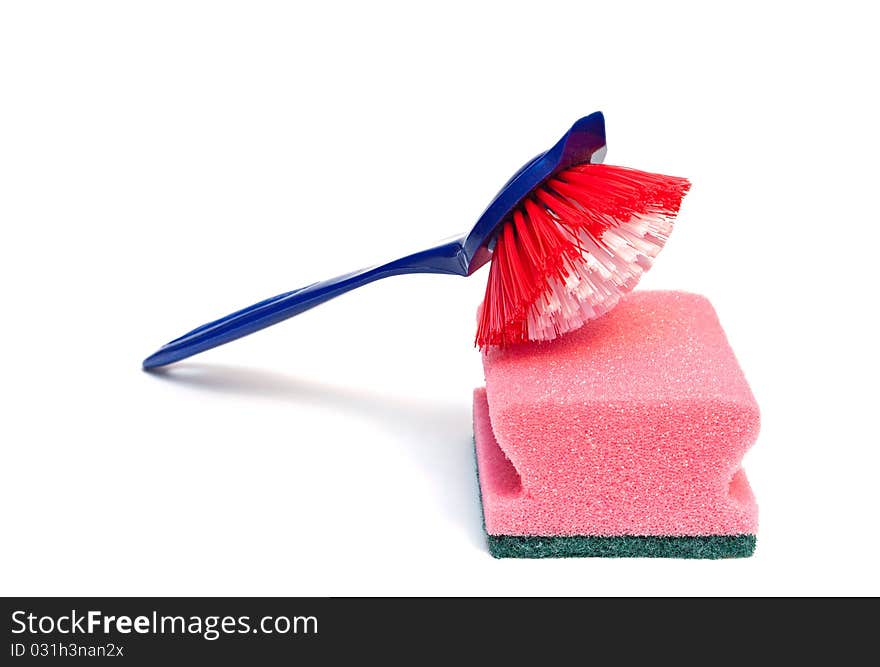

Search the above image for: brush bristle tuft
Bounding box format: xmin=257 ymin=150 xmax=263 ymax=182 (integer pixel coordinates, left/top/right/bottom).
xmin=476 ymin=164 xmax=690 ymax=348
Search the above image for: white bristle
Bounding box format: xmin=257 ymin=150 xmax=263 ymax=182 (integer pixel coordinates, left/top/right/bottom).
xmin=523 ymin=211 xmax=676 ymax=342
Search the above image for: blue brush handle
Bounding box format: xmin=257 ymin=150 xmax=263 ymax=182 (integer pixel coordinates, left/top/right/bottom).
xmin=142 ymin=236 xmax=467 ymax=369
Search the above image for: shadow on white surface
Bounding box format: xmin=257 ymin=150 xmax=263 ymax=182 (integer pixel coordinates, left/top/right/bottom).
xmin=147 ymin=363 xmax=487 ymax=550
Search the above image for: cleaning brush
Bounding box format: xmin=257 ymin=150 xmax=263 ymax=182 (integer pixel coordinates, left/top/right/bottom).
xmin=476 ymin=163 xmax=690 ymax=347
xmin=142 ymin=112 xmax=688 ymax=369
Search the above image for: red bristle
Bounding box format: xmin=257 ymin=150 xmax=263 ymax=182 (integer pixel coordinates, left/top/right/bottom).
xmin=497 ymin=220 xmax=530 ymax=316
xmin=535 ymin=187 xmax=610 ymax=239
xmin=475 ymin=163 xmax=691 ymax=348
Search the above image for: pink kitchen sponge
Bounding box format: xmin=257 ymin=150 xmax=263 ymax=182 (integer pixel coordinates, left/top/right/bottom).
xmin=475 ymin=290 xmax=759 ymax=558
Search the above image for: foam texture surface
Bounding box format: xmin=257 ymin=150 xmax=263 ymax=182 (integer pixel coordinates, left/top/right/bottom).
xmin=475 ymin=290 xmax=759 ymax=543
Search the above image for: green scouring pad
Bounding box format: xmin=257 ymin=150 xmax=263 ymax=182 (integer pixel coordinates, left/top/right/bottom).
xmin=486 ymin=534 xmax=756 ymax=559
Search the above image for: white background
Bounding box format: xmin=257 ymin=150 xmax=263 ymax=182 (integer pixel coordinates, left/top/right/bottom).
xmin=2 ymin=1 xmax=878 ymax=596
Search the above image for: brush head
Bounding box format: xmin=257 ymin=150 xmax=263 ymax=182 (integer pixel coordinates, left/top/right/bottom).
xmin=462 ymin=113 xmax=608 ymax=276
xmin=476 ymin=164 xmax=690 ymax=348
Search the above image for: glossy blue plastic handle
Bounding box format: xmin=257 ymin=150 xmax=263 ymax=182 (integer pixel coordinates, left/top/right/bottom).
xmin=142 ymin=112 xmax=607 ymax=369
xmin=141 ymin=237 xmax=467 ymax=369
